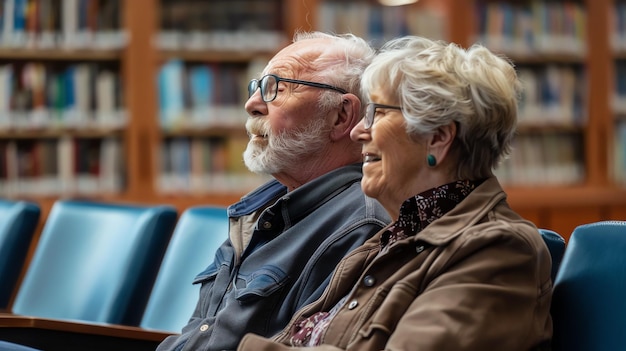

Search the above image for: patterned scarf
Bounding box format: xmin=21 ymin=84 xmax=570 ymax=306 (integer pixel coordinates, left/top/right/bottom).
xmin=381 ymin=179 xmax=481 ymax=250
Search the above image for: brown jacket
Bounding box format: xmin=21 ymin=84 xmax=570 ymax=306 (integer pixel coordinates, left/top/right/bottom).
xmin=238 ymin=177 xmax=553 ymax=351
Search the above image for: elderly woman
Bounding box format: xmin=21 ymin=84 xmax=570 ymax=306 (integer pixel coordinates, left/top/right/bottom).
xmin=237 ymin=36 xmax=553 ymax=351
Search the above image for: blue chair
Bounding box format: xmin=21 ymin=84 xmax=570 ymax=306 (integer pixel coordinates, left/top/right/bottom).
xmin=538 ymin=228 xmax=566 ymax=281
xmin=0 ymin=200 xmax=40 ymax=310
xmin=551 ymin=220 xmax=626 ymax=351
xmin=10 ymin=199 xmax=177 ymax=325
xmin=0 ymin=205 xmax=226 ymax=350
xmin=140 ymin=206 xmax=229 ymax=332
xmin=0 ymin=341 xmax=41 ymax=351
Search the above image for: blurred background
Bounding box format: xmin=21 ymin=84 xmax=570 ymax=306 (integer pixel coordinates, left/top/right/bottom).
xmin=0 ymin=0 xmax=624 ymax=240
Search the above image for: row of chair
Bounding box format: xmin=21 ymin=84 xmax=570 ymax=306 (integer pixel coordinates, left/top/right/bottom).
xmin=2 ymin=198 xmax=625 ymax=350
xmin=0 ymin=199 xmax=229 ymax=351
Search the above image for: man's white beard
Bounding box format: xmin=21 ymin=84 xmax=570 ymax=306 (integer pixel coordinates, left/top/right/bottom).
xmin=243 ymin=117 xmax=331 ymax=175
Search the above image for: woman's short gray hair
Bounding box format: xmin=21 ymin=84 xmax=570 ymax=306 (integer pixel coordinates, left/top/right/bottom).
xmin=361 ymin=36 xmax=521 ymax=179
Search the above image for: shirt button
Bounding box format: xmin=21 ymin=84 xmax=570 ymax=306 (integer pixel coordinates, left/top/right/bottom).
xmin=363 ymin=275 xmax=376 ymax=287
xmin=348 ymin=300 xmax=358 ymax=309
xmin=200 ymin=324 xmax=209 ymax=332
xmin=262 ymin=221 xmax=272 ymax=229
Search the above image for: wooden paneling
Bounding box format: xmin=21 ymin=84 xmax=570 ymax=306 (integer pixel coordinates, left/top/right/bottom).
xmin=546 ymin=207 xmax=605 ymax=241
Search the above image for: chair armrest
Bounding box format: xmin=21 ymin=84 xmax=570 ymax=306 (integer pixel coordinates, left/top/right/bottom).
xmin=0 ymin=314 xmax=175 ymax=351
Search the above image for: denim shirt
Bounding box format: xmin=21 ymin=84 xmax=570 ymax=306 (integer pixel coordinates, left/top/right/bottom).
xmin=156 ymin=163 xmax=390 ymax=351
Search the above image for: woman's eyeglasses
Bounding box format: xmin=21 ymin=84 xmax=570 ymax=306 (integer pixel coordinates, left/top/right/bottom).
xmin=248 ymin=74 xmax=347 ymax=103
xmin=364 ymin=103 xmax=402 ymax=129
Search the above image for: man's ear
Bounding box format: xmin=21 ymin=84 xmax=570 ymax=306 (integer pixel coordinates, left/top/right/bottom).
xmin=428 ymin=122 xmax=457 ymax=163
xmin=330 ymin=94 xmax=361 ymax=141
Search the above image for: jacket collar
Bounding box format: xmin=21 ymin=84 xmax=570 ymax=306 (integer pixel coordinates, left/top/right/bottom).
xmin=386 ymin=176 xmax=507 ymax=247
xmin=228 ymin=163 xmax=363 ymax=220
xmin=274 ymin=163 xmax=363 ymax=224
xmin=228 ymin=179 xmax=286 ymax=217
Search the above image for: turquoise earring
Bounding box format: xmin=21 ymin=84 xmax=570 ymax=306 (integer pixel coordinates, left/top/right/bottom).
xmin=427 ymin=154 xmax=437 ymax=167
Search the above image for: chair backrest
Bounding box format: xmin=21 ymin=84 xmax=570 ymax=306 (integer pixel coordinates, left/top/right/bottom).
xmin=139 ymin=206 xmax=229 ymax=332
xmin=11 ymin=200 xmax=177 ymax=325
xmin=538 ymin=228 xmax=566 ymax=281
xmin=0 ymin=340 xmax=42 ymax=351
xmin=551 ymin=220 xmax=626 ymax=351
xmin=0 ymin=200 xmax=41 ymax=310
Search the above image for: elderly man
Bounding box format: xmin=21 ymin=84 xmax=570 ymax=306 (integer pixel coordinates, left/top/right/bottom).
xmin=157 ymin=31 xmax=389 ymax=351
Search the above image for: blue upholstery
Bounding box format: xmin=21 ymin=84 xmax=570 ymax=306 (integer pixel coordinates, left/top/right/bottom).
xmin=11 ymin=200 xmax=177 ymax=325
xmin=0 ymin=341 xmax=41 ymax=351
xmin=140 ymin=206 xmax=228 ymax=332
xmin=551 ymin=220 xmax=626 ymax=351
xmin=0 ymin=200 xmax=40 ymax=310
xmin=538 ymin=228 xmax=566 ymax=281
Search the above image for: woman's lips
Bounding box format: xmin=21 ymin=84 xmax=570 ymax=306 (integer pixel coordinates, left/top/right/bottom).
xmin=363 ymin=153 xmax=381 ymax=163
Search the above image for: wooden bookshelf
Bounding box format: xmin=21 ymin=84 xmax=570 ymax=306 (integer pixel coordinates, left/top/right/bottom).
xmin=1 ymin=0 xmax=625 ymax=242
xmin=441 ymin=0 xmax=626 ymax=239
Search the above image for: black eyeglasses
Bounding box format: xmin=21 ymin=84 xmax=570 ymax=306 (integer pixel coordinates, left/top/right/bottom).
xmin=364 ymin=103 xmax=402 ymax=129
xmin=248 ymin=74 xmax=347 ymax=103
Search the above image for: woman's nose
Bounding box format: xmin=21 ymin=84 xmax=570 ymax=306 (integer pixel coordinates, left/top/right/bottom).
xmin=350 ymin=118 xmax=369 ymax=142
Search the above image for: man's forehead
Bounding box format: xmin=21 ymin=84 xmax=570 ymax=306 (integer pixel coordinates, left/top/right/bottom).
xmin=264 ymin=39 xmax=329 ymax=76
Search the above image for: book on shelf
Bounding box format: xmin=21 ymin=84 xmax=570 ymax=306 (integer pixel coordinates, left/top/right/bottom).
xmin=61 ymin=0 xmax=78 ymax=48
xmin=160 ymin=137 xmax=215 ymax=193
xmin=612 ymin=2 xmax=626 ymax=52
xmin=517 ymin=64 xmax=585 ymax=126
xmin=158 ymin=135 xmax=263 ymax=194
xmin=170 ymin=137 xmax=192 ymax=192
xmin=613 ymin=61 xmax=626 ymax=114
xmin=72 ymin=63 xmax=93 ymax=125
xmin=14 ymin=139 xmax=37 ymax=193
xmin=158 ymin=138 xmax=173 ymax=192
xmin=209 ymin=138 xmax=226 ymax=175
xmin=158 ymin=60 xmax=251 ymax=130
xmin=316 ymin=1 xmax=445 ymax=47
xmin=495 ymin=132 xmax=584 ymax=186
xmin=1 ymin=0 xmax=28 ymax=47
xmin=56 ymin=135 xmax=73 ymax=192
xmin=188 ymin=64 xmax=214 ymax=127
xmin=214 ymin=65 xmax=244 ymax=126
xmin=0 ymin=0 xmax=126 ymax=49
xmin=157 ymin=0 xmax=285 ymax=52
xmin=225 ymin=134 xmax=248 ymax=174
xmin=0 ymin=64 xmax=13 ymax=128
xmin=96 ymin=0 xmax=126 ymax=49
xmin=0 ymin=141 xmax=18 ymax=195
xmin=189 ymin=137 xmax=208 ymax=191
xmin=39 ymin=138 xmax=60 ymax=193
xmin=0 ymin=62 xmax=125 ymax=130
xmin=158 ymin=59 xmax=186 ymax=129
xmin=95 ymin=67 xmax=126 ymax=128
xmin=0 ymin=136 xmax=123 ymax=196
xmin=38 ymin=0 xmax=62 ymax=48
xmin=74 ymin=137 xmax=101 ymax=194
xmin=474 ymin=1 xmax=586 ymax=57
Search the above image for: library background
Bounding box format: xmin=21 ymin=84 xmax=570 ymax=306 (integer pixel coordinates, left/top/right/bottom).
xmin=0 ymin=0 xmax=625 ymax=241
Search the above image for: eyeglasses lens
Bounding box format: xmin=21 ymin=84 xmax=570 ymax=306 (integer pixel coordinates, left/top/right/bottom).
xmin=365 ymin=104 xmax=374 ymax=129
xmin=248 ymin=79 xmax=258 ymax=98
xmin=248 ymin=76 xmax=278 ymax=102
xmin=262 ymin=75 xmax=276 ymax=102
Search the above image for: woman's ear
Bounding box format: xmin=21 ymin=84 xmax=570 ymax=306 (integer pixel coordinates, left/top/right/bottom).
xmin=428 ymin=122 xmax=457 ymax=163
xmin=330 ymin=94 xmax=361 ymax=141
